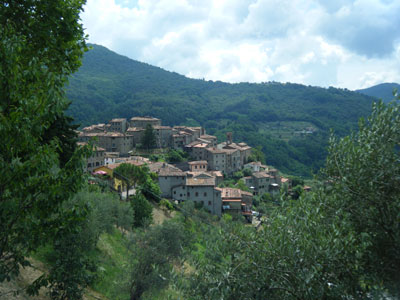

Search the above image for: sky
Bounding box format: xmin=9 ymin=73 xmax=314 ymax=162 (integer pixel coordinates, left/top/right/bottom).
xmin=81 ymin=0 xmax=400 ymax=90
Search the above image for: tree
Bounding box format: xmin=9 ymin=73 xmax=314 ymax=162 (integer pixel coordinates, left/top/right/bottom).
xmin=166 ymin=149 xmax=186 ymax=163
xmin=141 ymin=124 xmax=156 ymax=150
xmin=131 ymin=193 xmax=153 ymax=228
xmin=114 ymin=163 xmax=148 ymax=199
xmin=0 ymin=0 xmax=88 ymax=294
xmin=323 ymin=99 xmax=400 ymax=294
xmin=127 ymin=221 xmax=188 ymax=300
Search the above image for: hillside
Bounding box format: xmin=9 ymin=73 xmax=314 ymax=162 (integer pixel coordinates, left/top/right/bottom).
xmin=66 ymin=44 xmax=375 ymax=176
xmin=356 ymin=82 xmax=400 ymax=102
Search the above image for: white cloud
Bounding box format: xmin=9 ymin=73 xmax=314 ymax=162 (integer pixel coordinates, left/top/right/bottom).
xmin=81 ymin=0 xmax=400 ymax=90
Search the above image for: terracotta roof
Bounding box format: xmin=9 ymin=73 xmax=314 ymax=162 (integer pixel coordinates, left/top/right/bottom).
xmin=79 ymin=132 xmax=105 ymax=137
xmin=193 ymin=143 xmax=209 ymax=148
xmin=127 ymin=127 xmax=144 ymax=132
xmin=185 ymin=140 xmax=202 ymax=147
xmin=148 ymin=162 xmax=186 ymax=176
xmin=208 ymin=171 xmax=223 ymax=177
xmin=200 ymin=134 xmax=217 ymax=139
xmin=253 ymin=172 xmax=273 ymax=179
xmin=188 ymin=161 xmax=208 ymax=165
xmin=186 ymin=177 xmax=215 ymax=186
xmin=110 ymin=118 xmax=126 ymax=122
xmin=220 ymin=188 xmax=241 ymax=198
xmin=130 ymin=116 xmax=160 ymax=121
xmin=103 ymin=132 xmax=125 ymax=137
xmin=206 ymin=148 xmax=227 ymax=154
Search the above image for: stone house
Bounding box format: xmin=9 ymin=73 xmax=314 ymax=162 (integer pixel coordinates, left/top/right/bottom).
xmin=188 ymin=160 xmax=208 ymax=172
xmin=185 ymin=142 xmax=209 ymax=161
xmin=82 ymin=123 xmax=106 ymax=133
xmin=205 ymin=148 xmax=227 ymax=173
xmin=244 ymin=170 xmax=281 ymax=196
xmin=218 ymin=187 xmax=253 ymax=222
xmin=109 ymin=118 xmax=128 ymax=132
xmin=153 ymin=125 xmax=173 ymax=148
xmin=99 ymin=132 xmax=133 ymax=155
xmin=130 ymin=116 xmax=161 ymax=128
xmin=244 ymin=161 xmax=262 ymax=173
xmin=199 ymin=134 xmax=217 ymax=147
xmin=126 ymin=127 xmax=145 ymax=145
xmin=205 ymin=147 xmax=241 ymax=175
xmin=78 ymin=132 xmax=134 ymax=155
xmin=219 ymin=142 xmax=252 ymax=166
xmin=148 ymin=162 xmax=187 ymax=198
xmin=172 ymin=131 xmax=193 ymax=150
xmin=171 ymin=174 xmax=222 ymax=217
xmin=78 ymin=142 xmax=106 ymax=172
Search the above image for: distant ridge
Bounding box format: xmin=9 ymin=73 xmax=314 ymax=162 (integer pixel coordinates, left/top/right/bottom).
xmin=356 ymin=83 xmax=400 ymax=102
xmin=66 ymin=44 xmax=375 ymax=176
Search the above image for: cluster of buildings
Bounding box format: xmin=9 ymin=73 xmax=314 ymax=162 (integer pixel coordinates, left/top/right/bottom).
xmin=81 ymin=116 xmax=290 ymax=221
xmin=78 ymin=116 xmax=252 ymax=175
xmin=78 ymin=116 xmax=210 ymax=157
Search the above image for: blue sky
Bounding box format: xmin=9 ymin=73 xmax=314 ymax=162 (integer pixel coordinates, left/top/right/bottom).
xmin=81 ymin=0 xmax=400 ymax=90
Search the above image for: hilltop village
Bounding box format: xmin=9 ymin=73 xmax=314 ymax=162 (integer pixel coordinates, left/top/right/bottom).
xmin=78 ymin=116 xmax=291 ymax=220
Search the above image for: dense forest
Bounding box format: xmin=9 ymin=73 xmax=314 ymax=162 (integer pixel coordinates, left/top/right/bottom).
xmin=67 ymin=44 xmax=377 ymax=176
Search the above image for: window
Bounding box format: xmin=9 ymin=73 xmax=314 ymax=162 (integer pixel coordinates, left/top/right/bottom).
xmin=204 ymin=192 xmax=207 ymax=197
xmin=195 ymin=192 xmax=199 ymax=197
xmin=174 ymin=191 xmax=176 ymax=194
xmin=180 ymin=194 xmax=182 ymax=197
xmin=96 ymin=162 xmax=99 ymax=166
xmin=187 ymin=192 xmax=190 ymax=197
xmin=208 ymin=201 xmax=211 ymax=205
xmin=87 ymin=163 xmax=92 ymax=167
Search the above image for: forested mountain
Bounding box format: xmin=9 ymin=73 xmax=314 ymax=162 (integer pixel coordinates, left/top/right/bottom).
xmin=356 ymin=82 xmax=400 ymax=102
xmin=67 ymin=44 xmax=375 ymax=176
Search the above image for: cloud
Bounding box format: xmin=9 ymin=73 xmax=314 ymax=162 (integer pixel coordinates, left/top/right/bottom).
xmin=81 ymin=0 xmax=400 ymax=89
xmin=319 ymin=0 xmax=400 ymax=57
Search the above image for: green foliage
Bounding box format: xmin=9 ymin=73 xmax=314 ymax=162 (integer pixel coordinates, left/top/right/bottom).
xmin=0 ymin=0 xmax=88 ymax=292
xmin=141 ymin=124 xmax=156 ymax=150
xmin=242 ymin=168 xmax=253 ymax=177
xmin=291 ymin=185 xmax=304 ymax=200
xmin=126 ymin=221 xmax=188 ymax=300
xmin=166 ymin=149 xmax=187 ymax=163
xmin=114 ymin=163 xmax=148 ymax=191
xmin=235 ymin=179 xmax=251 ymax=192
xmin=247 ymin=146 xmax=266 ymax=164
xmin=130 ymin=193 xmax=153 ymax=228
xmin=160 ymin=199 xmax=174 ymax=211
xmin=323 ymin=99 xmax=400 ymax=294
xmin=232 ymin=170 xmax=244 ymax=180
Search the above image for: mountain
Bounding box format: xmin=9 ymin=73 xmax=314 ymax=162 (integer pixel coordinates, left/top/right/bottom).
xmin=66 ymin=44 xmax=375 ymax=177
xmin=356 ymin=83 xmax=400 ymax=102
